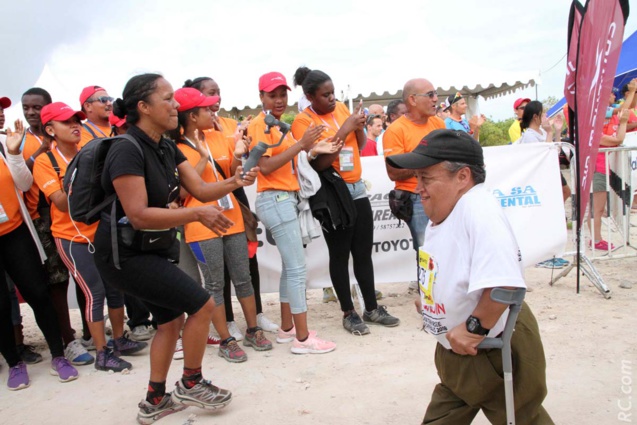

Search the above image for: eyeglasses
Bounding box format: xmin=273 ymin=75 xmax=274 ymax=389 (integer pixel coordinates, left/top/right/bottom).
xmin=413 ymin=90 xmax=438 ymax=99
xmin=87 ymin=96 xmax=114 ymax=104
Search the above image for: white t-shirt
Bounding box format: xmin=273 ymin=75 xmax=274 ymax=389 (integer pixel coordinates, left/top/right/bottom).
xmin=517 ymin=127 xmax=547 ymax=144
xmin=418 ymin=184 xmax=526 ymax=349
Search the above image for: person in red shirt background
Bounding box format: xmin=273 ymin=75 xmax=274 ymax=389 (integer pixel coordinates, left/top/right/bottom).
xmin=360 ymin=114 xmax=383 ymax=157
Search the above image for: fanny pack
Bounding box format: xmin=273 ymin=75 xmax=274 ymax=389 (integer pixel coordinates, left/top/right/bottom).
xmin=388 ymin=189 xmax=413 ymax=223
xmin=118 ymin=224 xmax=179 ymax=262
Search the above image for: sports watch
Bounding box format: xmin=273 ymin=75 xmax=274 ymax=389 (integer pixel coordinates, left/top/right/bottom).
xmin=465 ymin=315 xmax=490 ymax=336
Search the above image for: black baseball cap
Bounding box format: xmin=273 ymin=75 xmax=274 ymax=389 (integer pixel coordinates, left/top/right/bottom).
xmin=385 ymin=129 xmax=484 ymax=170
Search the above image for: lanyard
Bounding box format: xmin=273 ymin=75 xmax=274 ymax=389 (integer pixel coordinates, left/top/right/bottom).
xmin=86 ymin=121 xmax=108 ymax=138
xmin=54 ymin=146 xmax=70 ymax=165
xmin=183 ymin=136 xmax=220 ymax=181
xmin=28 ymin=128 xmax=43 ymax=146
xmin=309 ymin=106 xmax=340 ymax=131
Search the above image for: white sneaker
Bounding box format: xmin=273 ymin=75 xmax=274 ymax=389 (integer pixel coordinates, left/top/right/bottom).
xmin=131 ymin=325 xmax=152 ymax=341
xmin=80 ymin=337 xmax=96 ymax=351
xmin=227 ymin=322 xmax=243 ymax=341
xmin=64 ymin=339 xmax=95 ymax=365
xmin=256 ymin=313 xmax=279 ymax=333
xmin=173 ymin=338 xmax=184 ymax=360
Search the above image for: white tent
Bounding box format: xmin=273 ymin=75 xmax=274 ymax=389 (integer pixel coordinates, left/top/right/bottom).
xmin=3 ymin=64 xmax=78 ymax=126
xmin=220 ymin=73 xmax=539 ymax=120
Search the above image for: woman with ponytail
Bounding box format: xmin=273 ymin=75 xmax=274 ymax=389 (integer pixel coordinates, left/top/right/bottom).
xmin=93 ymin=74 xmax=258 ymax=423
xmin=170 ymin=87 xmax=272 ymax=363
xmin=185 ymin=76 xmax=279 ymax=339
xmin=33 ymin=103 xmax=146 ymax=374
xmin=291 ymin=67 xmax=400 ymax=336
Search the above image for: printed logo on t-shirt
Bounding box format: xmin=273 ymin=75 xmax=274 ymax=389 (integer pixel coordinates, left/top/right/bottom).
xmin=492 ymin=185 xmax=541 ymax=208
xmin=418 ymin=250 xmax=448 ymax=336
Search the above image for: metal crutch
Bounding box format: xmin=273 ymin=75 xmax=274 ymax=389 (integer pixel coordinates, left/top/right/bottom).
xmin=477 ymin=287 xmax=527 ymax=425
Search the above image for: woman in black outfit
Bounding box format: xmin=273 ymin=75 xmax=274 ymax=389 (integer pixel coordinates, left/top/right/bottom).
xmin=92 ymin=74 xmax=258 ymax=424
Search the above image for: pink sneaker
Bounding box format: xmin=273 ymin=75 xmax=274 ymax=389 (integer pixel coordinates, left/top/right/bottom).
xmin=592 ymin=240 xmax=615 ymax=251
xmin=291 ymin=334 xmax=336 ymax=354
xmin=276 ymin=326 xmax=296 ymax=344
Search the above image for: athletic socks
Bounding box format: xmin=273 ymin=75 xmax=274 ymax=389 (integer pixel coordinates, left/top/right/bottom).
xmin=146 ymin=381 xmax=166 ymax=405
xmin=182 ymin=366 xmax=202 ymax=389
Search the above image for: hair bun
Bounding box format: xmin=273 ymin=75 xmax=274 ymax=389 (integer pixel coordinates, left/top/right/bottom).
xmin=112 ymin=98 xmax=126 ymax=118
xmin=293 ymin=66 xmax=312 ymax=87
xmin=183 ymin=79 xmax=193 ymax=88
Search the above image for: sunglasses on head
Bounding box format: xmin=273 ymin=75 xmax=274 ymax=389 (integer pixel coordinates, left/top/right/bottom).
xmin=87 ymin=96 xmax=114 ymax=104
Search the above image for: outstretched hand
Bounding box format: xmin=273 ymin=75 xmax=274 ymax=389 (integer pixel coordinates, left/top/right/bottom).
xmin=198 ymin=205 xmax=233 ymax=237
xmin=313 ymin=136 xmax=344 ymax=155
xmin=5 ymin=120 xmax=25 ymax=155
xmin=298 ymin=124 xmax=325 ymax=151
xmin=234 ymin=165 xmax=259 ymax=187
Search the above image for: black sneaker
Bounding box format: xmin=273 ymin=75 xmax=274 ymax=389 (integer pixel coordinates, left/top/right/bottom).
xmin=363 ymin=305 xmax=400 ymax=327
xmin=108 ymin=333 xmax=148 ymax=356
xmin=95 ymin=347 xmax=132 ymax=372
xmin=17 ymin=344 xmax=43 ymax=364
xmin=342 ymin=311 xmax=370 ymax=335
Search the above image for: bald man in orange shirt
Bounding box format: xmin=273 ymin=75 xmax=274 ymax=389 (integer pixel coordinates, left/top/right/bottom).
xmin=383 ymin=79 xmax=445 ymax=286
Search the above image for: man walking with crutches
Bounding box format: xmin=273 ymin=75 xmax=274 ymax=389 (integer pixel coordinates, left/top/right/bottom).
xmin=386 ymin=129 xmax=553 ymax=424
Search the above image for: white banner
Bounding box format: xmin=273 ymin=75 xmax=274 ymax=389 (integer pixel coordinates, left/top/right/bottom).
xmin=245 ymin=142 xmax=568 ymax=293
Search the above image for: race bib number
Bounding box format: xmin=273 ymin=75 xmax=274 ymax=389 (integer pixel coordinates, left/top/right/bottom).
xmin=339 ymin=147 xmax=354 ymax=172
xmin=418 ymin=249 xmax=437 ymax=308
xmin=218 ymin=194 xmax=234 ymax=210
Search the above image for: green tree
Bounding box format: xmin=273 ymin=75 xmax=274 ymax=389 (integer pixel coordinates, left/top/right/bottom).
xmin=542 ymin=96 xmax=560 ymax=111
xmin=281 ymin=112 xmax=296 ymax=125
xmin=479 ymin=117 xmax=515 ymax=146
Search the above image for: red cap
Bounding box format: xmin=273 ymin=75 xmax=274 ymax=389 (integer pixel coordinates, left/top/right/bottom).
xmin=109 ymin=112 xmax=127 ymax=128
xmin=40 ymin=102 xmax=86 ymax=125
xmin=174 ymin=88 xmax=220 ymax=112
xmin=513 ymin=98 xmax=531 ymax=110
xmin=258 ymin=72 xmax=291 ymax=92
xmin=79 ymin=85 xmax=106 ymax=105
xmin=0 ymin=97 xmax=11 ymax=109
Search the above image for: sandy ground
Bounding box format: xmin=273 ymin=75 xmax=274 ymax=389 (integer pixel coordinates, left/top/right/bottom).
xmin=1 ymin=257 xmax=636 ymax=425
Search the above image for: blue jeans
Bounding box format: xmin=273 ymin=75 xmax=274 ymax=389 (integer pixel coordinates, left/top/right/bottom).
xmin=346 ymin=179 xmax=368 ymax=200
xmin=256 ymin=191 xmax=307 ymax=314
xmin=407 ymin=193 xmax=429 ymax=251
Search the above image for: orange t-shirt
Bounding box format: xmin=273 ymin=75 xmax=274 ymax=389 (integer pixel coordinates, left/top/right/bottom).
xmin=177 ymin=133 xmax=244 ymax=243
xmin=291 ymin=102 xmax=362 ymax=183
xmin=204 ymin=116 xmax=238 ymax=147
xmin=32 ymin=145 xmax=98 ymax=241
xmin=0 ymin=156 xmax=24 ymax=236
xmin=247 ymin=112 xmax=300 ymax=193
xmin=383 ymin=115 xmax=445 ymax=192
xmin=21 ymin=130 xmax=46 ymax=220
xmin=80 ymin=121 xmax=111 ymax=148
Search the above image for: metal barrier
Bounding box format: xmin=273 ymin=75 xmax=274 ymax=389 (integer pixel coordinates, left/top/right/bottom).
xmin=587 ymin=145 xmax=637 ymax=261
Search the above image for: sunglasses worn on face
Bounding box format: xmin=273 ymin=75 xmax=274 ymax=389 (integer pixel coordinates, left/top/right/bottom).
xmin=413 ymin=90 xmax=438 ymax=99
xmin=87 ymin=96 xmax=114 ymax=104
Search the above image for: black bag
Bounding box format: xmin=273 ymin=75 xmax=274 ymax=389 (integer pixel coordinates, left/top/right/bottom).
xmin=388 ymin=189 xmax=413 ymax=223
xmin=63 ymin=134 xmax=142 ymax=224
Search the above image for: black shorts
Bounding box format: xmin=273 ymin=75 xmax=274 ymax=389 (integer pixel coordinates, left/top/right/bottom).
xmin=93 ymin=231 xmax=209 ymax=325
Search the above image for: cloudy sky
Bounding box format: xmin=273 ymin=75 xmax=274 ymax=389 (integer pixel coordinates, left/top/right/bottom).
xmin=1 ymin=0 xmax=635 ymax=124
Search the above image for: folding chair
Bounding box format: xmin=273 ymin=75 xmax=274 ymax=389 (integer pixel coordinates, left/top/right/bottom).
xmin=477 ymin=287 xmax=527 ymax=425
